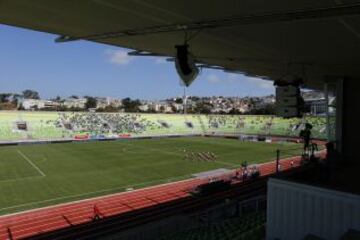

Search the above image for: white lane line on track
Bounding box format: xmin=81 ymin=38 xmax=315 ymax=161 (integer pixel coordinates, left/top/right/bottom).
xmin=17 ymin=150 xmax=46 ymax=177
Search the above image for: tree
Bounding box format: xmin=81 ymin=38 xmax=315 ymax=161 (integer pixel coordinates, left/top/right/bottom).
xmin=84 ymin=97 xmax=97 ymax=109
xmin=0 ymin=93 xmax=18 ymax=110
xmin=0 ymin=93 xmax=11 ymax=103
xmin=11 ymin=94 xmax=21 ymax=105
xmin=69 ymin=106 xmax=84 ymax=112
xmin=248 ymin=103 xmax=276 ymax=115
xmin=229 ymin=108 xmax=241 ymax=115
xmin=121 ymin=98 xmax=141 ymax=112
xmin=171 ymin=105 xmax=177 ymax=113
xmin=195 ymin=102 xmax=212 ymax=114
xmin=175 ymin=98 xmax=183 ymax=104
xmin=51 ymin=95 xmax=62 ymax=102
xmin=96 ymin=105 xmax=118 ymax=112
xmin=22 ymin=90 xmax=40 ymax=99
xmin=17 ymin=103 xmax=25 ymax=110
xmin=190 ymin=96 xmax=200 ymax=101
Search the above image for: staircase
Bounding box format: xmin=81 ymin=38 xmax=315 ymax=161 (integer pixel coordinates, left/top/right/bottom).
xmin=196 ymin=115 xmax=207 ymax=134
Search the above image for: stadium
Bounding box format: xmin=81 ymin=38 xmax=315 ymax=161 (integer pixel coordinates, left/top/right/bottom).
xmin=0 ymin=1 xmax=359 ymax=240
xmin=0 ymin=111 xmax=325 ymax=239
xmin=0 ymin=112 xmax=326 ymax=212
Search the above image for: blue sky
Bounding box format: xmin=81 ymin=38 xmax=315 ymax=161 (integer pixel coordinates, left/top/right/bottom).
xmin=0 ymin=25 xmax=274 ymax=100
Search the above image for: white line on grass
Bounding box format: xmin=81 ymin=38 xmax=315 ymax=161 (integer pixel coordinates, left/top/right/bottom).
xmin=16 ymin=150 xmax=46 ymax=177
xmin=0 ymin=175 xmax=43 ymax=184
xmin=212 ymin=160 xmax=238 ymax=167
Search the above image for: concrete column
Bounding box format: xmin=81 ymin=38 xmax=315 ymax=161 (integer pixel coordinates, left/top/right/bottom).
xmin=341 ymin=77 xmax=360 ymax=162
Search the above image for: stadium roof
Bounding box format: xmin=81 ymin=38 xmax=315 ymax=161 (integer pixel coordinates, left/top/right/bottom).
xmin=0 ymin=1 xmax=360 ymax=89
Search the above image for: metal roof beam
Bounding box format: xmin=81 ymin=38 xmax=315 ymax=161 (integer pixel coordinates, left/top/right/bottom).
xmin=55 ymin=3 xmax=360 ymax=43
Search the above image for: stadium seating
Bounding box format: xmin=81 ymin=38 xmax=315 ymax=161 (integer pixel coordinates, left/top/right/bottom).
xmin=161 ymin=211 xmax=266 ymax=240
xmin=0 ymin=111 xmax=327 ymax=141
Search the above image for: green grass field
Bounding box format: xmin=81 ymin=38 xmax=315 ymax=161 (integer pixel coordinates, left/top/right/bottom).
xmin=0 ymin=137 xmax=301 ymax=215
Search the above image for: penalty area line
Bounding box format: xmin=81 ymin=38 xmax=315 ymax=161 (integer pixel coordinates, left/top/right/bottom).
xmin=212 ymin=160 xmax=238 ymax=168
xmin=0 ymin=175 xmax=43 ymax=184
xmin=16 ymin=150 xmax=46 ymax=177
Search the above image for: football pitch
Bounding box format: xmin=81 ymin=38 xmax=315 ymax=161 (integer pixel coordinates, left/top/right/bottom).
xmin=0 ymin=137 xmax=301 ymax=215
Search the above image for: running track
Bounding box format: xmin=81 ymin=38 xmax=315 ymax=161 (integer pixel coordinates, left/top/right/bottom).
xmin=0 ymin=152 xmax=325 ymax=240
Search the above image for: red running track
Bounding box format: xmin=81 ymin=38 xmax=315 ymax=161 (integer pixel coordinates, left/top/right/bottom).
xmin=0 ymin=152 xmax=325 ymax=240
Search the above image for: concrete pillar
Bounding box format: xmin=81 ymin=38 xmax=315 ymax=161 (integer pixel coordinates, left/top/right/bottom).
xmin=341 ymin=77 xmax=360 ymax=162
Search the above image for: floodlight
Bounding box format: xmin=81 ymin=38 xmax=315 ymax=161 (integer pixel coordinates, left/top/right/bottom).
xmin=175 ymin=44 xmax=199 ymax=87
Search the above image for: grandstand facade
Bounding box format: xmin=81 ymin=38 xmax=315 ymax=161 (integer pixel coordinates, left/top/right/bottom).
xmin=0 ymin=111 xmax=327 ymax=142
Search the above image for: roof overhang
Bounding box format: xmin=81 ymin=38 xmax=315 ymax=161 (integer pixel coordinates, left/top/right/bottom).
xmin=1 ymin=0 xmax=360 ymax=89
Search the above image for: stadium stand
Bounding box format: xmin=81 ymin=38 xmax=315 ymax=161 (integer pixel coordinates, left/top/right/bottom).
xmin=0 ymin=111 xmax=327 ymax=142
xmin=161 ymin=211 xmax=266 ymax=240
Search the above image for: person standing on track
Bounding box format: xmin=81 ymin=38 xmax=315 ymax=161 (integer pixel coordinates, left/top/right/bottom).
xmin=242 ymin=168 xmax=248 ymax=182
xmin=299 ymin=123 xmax=313 ymax=153
xmin=93 ymin=204 xmax=103 ymax=220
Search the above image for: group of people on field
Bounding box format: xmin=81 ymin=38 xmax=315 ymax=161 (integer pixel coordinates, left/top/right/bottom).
xmin=183 ymin=151 xmax=218 ymax=162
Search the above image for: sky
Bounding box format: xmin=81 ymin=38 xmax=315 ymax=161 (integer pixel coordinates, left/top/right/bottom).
xmin=0 ymin=25 xmax=274 ymax=100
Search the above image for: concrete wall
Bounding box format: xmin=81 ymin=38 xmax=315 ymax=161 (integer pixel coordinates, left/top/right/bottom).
xmin=266 ymin=178 xmax=360 ymax=240
xmin=341 ymin=78 xmax=360 ymax=162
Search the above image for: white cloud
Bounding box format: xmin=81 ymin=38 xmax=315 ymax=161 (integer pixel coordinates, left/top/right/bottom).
xmin=105 ymin=49 xmax=133 ymax=65
xmin=245 ymin=77 xmax=274 ymax=89
xmin=207 ymin=74 xmax=221 ymax=83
